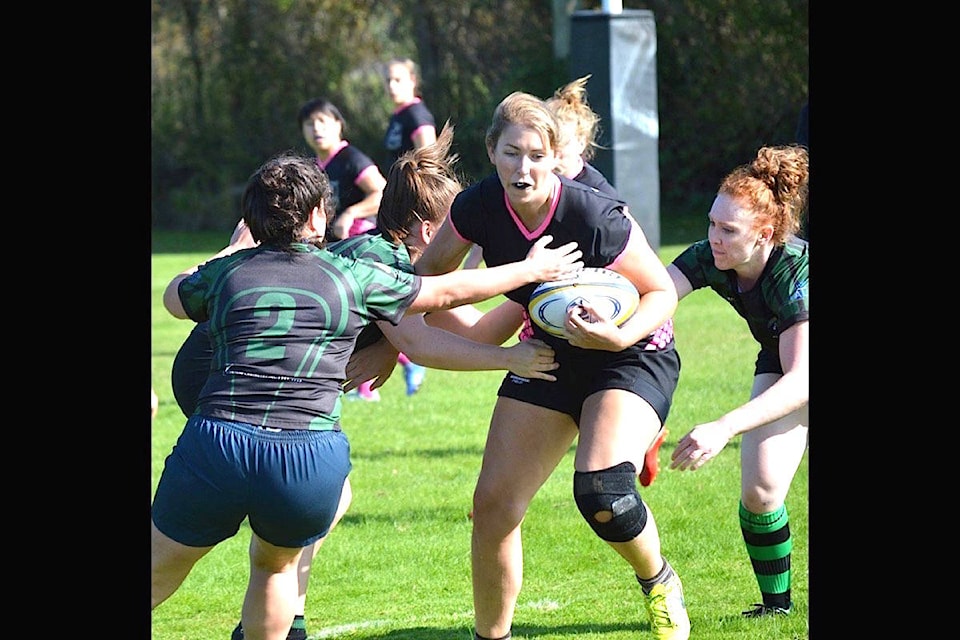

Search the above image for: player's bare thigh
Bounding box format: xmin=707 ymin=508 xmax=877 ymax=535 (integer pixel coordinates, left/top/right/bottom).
xmin=740 ymin=373 xmax=809 ymax=510
xmin=476 ymin=397 xmax=577 ymax=511
xmin=576 ymin=388 xmax=661 ymax=473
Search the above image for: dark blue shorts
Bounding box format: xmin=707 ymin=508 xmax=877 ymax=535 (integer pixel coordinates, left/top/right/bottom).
xmin=152 ymin=416 xmax=352 ymax=548
xmin=498 ymin=340 xmax=680 ymax=426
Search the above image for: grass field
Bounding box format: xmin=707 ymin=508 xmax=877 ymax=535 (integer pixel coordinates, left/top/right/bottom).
xmin=151 ymin=230 xmax=809 ymax=639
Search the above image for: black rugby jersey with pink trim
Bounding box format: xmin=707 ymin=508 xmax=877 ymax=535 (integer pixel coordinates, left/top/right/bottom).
xmin=382 ymin=99 xmax=435 ymax=169
xmin=448 ymin=173 xmax=673 ymax=352
xmin=319 ymin=142 xmax=379 ymax=217
xmin=449 ymin=173 xmax=630 ymax=308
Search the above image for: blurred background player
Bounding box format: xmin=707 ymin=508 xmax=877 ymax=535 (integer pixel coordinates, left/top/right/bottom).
xmin=380 ymin=57 xmax=439 ymax=395
xmin=299 ymin=97 xmax=385 ymax=241
xmin=382 ymin=57 xmax=437 ymax=170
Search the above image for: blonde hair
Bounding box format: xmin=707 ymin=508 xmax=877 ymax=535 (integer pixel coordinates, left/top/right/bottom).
xmin=376 ymin=122 xmax=461 ymax=244
xmin=485 ymin=92 xmax=560 ymax=155
xmin=719 ymin=145 xmax=809 ymax=245
xmin=386 ymin=57 xmax=422 ymax=94
xmin=546 ymin=75 xmax=602 ymax=162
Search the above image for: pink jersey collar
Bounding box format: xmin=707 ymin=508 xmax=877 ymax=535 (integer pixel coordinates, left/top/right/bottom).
xmin=317 ymin=140 xmax=349 ymax=169
xmin=392 ymin=97 xmax=422 ymax=115
xmin=503 ymin=174 xmax=561 ymax=241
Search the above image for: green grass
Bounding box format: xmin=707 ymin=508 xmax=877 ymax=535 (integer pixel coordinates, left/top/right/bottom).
xmin=151 ymin=232 xmax=808 ymax=640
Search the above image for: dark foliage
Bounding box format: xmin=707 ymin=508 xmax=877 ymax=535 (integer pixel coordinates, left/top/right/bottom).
xmin=151 ymin=0 xmax=807 ymax=246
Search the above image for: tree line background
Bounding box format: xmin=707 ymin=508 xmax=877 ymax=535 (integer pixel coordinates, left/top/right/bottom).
xmin=151 ymin=0 xmax=808 ymax=241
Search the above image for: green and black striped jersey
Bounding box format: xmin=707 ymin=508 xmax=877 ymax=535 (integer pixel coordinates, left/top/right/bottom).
xmin=178 ymin=239 xmax=420 ymax=430
xmin=326 ymin=231 xmax=414 ymax=351
xmin=671 ymin=237 xmax=809 ymax=355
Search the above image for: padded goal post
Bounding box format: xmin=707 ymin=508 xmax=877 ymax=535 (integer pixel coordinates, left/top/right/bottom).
xmin=569 ymin=9 xmax=661 ymax=251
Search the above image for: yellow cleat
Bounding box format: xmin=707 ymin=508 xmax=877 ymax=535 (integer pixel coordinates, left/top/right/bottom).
xmin=643 ymin=573 xmax=690 ymax=640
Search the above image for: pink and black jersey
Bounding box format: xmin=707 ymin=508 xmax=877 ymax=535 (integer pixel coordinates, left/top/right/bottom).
xmin=451 ymin=173 xmax=678 ymax=424
xmin=383 ymin=98 xmax=435 ymax=170
xmin=319 ymin=141 xmax=379 ymax=217
xmin=449 ymin=173 xmax=631 ymax=309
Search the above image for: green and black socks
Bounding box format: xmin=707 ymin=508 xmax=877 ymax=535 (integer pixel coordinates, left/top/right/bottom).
xmin=739 ymin=501 xmax=792 ymax=609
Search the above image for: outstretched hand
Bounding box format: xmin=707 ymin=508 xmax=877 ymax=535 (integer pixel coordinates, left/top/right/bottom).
xmin=344 ymin=336 xmax=399 ymax=392
xmin=669 ymin=421 xmax=734 ymax=471
xmin=525 ymin=235 xmax=582 ymax=282
xmin=503 ymin=338 xmax=559 ymax=380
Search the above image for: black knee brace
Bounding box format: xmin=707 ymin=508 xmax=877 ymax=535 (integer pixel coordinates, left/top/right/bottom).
xmin=573 ymin=461 xmax=647 ymax=542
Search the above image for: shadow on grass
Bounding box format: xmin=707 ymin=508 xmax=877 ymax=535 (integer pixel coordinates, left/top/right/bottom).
xmin=341 ymin=620 xmax=645 ymax=639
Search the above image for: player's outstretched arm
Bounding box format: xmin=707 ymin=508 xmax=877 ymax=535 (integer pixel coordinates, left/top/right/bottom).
xmin=408 ymin=235 xmax=582 ymax=314
xmin=425 ymin=300 xmax=525 ymax=346
xmin=670 ymin=320 xmax=809 ymax=471
xmin=379 ymin=314 xmax=559 ymax=379
xmin=344 ymin=301 xmax=526 ymax=392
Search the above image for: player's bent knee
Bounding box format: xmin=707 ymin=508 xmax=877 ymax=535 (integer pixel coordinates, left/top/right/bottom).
xmin=573 ymin=462 xmax=647 ymax=542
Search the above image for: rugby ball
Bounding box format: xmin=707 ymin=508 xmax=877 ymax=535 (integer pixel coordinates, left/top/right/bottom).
xmin=528 ymin=267 xmax=640 ymax=339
